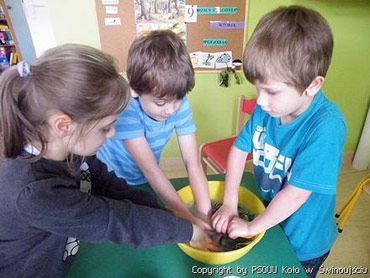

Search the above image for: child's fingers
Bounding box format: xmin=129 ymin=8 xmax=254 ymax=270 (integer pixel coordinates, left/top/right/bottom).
xmin=227 ymin=222 xmax=239 ymax=239
xmin=193 ymin=216 xmax=212 ymax=231
xmin=220 ymin=219 xmax=229 ymax=234
xmin=211 ymin=209 xmax=220 ymax=222
xmin=207 ymin=242 xmax=221 ymax=252
xmin=228 ymin=229 xmax=238 ymax=239
xmin=213 ymin=217 xmax=225 ymax=233
xmin=199 ymin=220 xmax=212 ymax=231
xmin=195 ymin=211 xmax=211 ymax=224
xmin=211 ymin=213 xmax=220 ymax=229
xmin=203 ymin=222 xmax=212 ymax=231
xmin=214 ymin=216 xmax=228 ymax=234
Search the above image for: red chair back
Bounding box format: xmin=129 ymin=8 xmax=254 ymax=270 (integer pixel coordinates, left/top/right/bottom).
xmin=236 ymin=96 xmax=257 ymax=134
xmin=242 ymin=98 xmax=257 ymax=114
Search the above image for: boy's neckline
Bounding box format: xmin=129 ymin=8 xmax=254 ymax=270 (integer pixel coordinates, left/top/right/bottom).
xmin=135 ymin=97 xmax=170 ymax=125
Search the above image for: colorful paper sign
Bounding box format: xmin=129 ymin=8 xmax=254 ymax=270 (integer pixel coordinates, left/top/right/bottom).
xmin=191 ymin=52 xmax=215 ymax=68
xmin=105 ymin=6 xmax=118 ymax=14
xmin=102 ymin=0 xmax=118 ymax=5
xmin=215 ymin=51 xmax=232 ymax=68
xmin=190 ymin=51 xmax=233 ymax=69
xmin=104 ymin=18 xmax=121 ymax=25
xmin=203 ymin=38 xmax=227 ymax=46
xmin=197 ymin=7 xmax=237 ymax=14
xmin=210 ymin=21 xmax=244 ymax=29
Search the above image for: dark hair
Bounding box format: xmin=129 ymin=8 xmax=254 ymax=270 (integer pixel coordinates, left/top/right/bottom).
xmin=126 ymin=30 xmax=194 ymax=99
xmin=0 ymin=44 xmax=130 ymax=160
xmin=243 ymin=5 xmax=333 ymax=92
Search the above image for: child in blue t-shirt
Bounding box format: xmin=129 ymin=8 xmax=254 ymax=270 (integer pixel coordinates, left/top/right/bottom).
xmin=98 ymin=30 xmax=211 ymax=228
xmin=211 ymin=6 xmax=346 ymax=278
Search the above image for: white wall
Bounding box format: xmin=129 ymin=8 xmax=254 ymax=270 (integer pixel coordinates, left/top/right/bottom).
xmin=48 ymin=0 xmax=101 ymax=48
xmin=22 ymin=0 xmax=56 ymax=56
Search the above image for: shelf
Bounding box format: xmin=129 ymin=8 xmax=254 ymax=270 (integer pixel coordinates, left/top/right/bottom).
xmin=0 ymin=1 xmax=21 ymax=63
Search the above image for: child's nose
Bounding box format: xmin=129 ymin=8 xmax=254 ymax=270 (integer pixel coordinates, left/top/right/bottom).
xmin=165 ymin=103 xmax=177 ymax=115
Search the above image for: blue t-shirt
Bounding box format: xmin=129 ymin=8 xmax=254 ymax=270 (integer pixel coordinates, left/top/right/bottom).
xmin=234 ymin=91 xmax=346 ymax=261
xmin=97 ymin=96 xmax=196 ymax=185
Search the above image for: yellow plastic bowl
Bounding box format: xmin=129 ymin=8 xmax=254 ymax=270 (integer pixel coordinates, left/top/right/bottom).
xmin=177 ymin=181 xmax=265 ymax=265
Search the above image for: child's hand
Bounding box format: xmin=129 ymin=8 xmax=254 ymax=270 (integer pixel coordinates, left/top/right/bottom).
xmin=189 ymin=224 xmax=220 ymax=251
xmin=173 ymin=210 xmax=212 ymax=231
xmin=211 ymin=203 xmax=238 ymax=234
xmin=227 ymin=217 xmax=254 ymax=239
xmin=192 ymin=215 xmax=212 ymax=231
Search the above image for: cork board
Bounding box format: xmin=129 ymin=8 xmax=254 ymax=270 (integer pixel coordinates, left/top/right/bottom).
xmin=95 ymin=0 xmax=248 ymax=72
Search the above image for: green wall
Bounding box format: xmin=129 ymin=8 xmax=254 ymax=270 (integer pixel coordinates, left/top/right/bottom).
xmin=49 ymin=0 xmax=370 ymax=157
xmin=164 ymin=0 xmax=370 ymax=157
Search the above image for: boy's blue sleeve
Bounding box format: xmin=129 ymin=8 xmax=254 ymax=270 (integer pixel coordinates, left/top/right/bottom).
xmin=175 ymin=97 xmax=196 ymax=136
xmin=288 ymin=116 xmax=346 ymax=194
xmin=113 ymin=99 xmax=144 ymax=140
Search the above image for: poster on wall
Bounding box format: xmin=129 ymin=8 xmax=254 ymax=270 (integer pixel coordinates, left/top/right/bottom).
xmin=190 ymin=51 xmax=232 ymax=69
xmin=134 ymin=0 xmax=187 ymax=44
xmin=134 ymin=0 xmax=185 ymax=23
xmin=94 ymin=0 xmax=248 ymax=72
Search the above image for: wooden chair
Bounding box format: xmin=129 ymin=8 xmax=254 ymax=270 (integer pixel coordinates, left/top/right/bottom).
xmin=335 ymin=173 xmax=370 ymax=232
xmin=200 ymin=95 xmax=257 ymax=174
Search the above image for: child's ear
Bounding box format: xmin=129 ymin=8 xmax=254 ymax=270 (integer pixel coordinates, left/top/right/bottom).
xmin=305 ymin=76 xmax=325 ymax=97
xmin=130 ymin=88 xmax=139 ymax=98
xmin=50 ymin=113 xmax=74 ymax=138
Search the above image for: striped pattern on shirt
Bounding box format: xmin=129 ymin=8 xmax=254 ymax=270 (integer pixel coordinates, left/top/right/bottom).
xmin=97 ymin=96 xmax=196 ymax=185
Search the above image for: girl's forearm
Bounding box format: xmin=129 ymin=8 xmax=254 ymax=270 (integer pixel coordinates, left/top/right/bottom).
xmin=144 ymin=167 xmax=193 ymax=217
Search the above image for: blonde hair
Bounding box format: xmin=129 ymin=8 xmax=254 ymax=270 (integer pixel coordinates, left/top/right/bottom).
xmin=243 ymin=5 xmax=333 ymax=92
xmin=0 ymin=44 xmax=130 ymax=160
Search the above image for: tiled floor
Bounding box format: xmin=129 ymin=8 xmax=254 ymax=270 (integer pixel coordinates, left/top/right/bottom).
xmin=160 ymin=157 xmax=370 ymax=276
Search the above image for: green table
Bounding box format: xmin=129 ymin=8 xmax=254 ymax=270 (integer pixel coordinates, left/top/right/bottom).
xmin=67 ymin=173 xmax=307 ymax=278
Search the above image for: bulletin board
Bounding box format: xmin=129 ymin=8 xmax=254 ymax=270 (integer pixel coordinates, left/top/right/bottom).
xmin=95 ymin=0 xmax=248 ymax=72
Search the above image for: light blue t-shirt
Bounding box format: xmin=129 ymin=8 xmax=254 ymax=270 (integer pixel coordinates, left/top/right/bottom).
xmin=97 ymin=96 xmax=196 ymax=185
xmin=234 ymin=91 xmax=346 ymax=261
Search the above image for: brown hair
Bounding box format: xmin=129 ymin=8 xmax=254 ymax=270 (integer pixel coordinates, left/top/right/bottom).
xmin=126 ymin=30 xmax=194 ymax=99
xmin=0 ymin=44 xmax=130 ymax=160
xmin=243 ymin=5 xmax=333 ymax=92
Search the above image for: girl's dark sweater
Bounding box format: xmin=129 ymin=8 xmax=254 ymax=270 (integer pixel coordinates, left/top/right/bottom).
xmin=0 ymin=153 xmax=192 ymax=277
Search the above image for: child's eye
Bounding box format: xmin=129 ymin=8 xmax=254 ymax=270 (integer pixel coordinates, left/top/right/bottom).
xmin=155 ymin=102 xmax=166 ymax=106
xmin=101 ymin=127 xmax=111 ymax=133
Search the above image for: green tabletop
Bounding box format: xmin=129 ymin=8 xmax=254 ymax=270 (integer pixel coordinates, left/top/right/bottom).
xmin=67 ymin=173 xmax=307 ymax=278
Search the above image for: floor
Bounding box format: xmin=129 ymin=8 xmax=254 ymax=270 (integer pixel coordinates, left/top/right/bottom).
xmin=160 ymin=156 xmax=370 ymax=276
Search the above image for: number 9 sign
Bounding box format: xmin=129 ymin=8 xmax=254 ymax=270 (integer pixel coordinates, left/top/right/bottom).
xmin=185 ymin=5 xmax=197 ymax=23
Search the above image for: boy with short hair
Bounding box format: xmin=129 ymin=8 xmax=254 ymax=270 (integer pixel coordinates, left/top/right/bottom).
xmin=98 ymin=30 xmax=211 ymax=227
xmin=211 ymin=6 xmax=346 ymax=277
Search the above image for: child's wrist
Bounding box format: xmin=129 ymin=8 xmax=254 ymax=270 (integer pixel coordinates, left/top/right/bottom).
xmin=247 ymin=221 xmax=263 ymax=237
xmin=223 ymin=200 xmax=238 ymax=210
